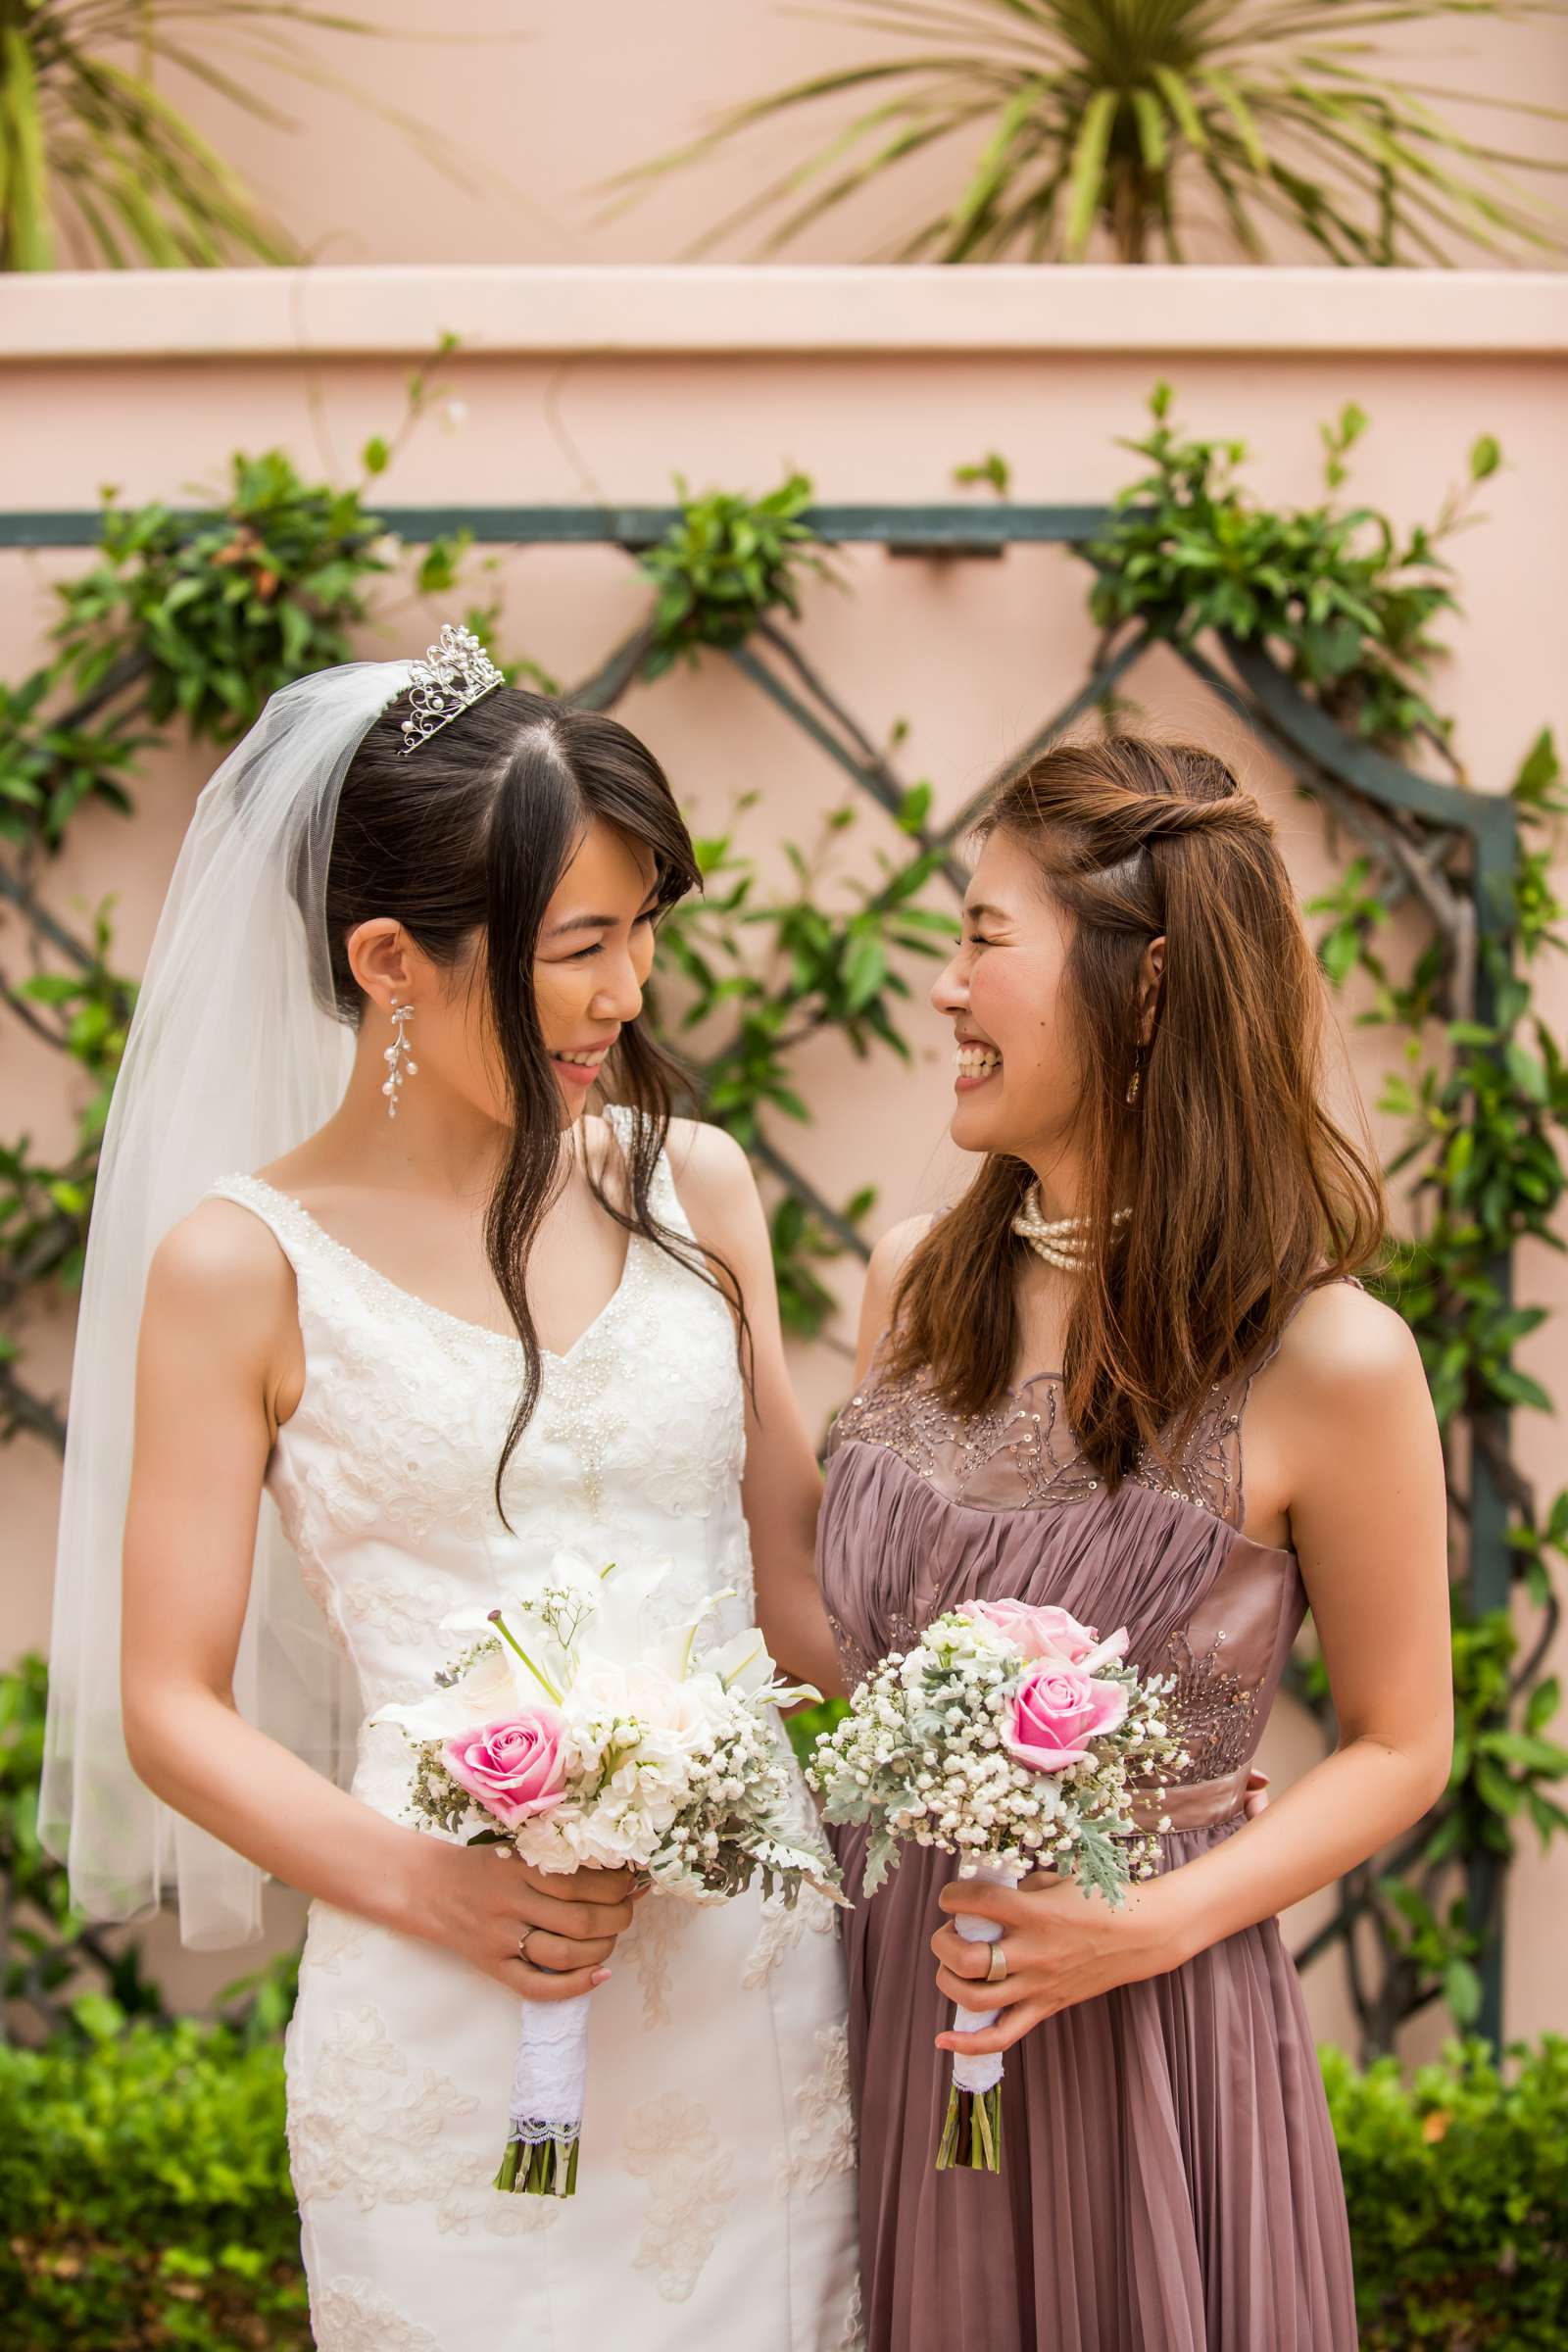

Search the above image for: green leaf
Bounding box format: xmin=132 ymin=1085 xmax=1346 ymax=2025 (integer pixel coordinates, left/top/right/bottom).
xmin=1504 ymin=1040 xmax=1548 ymax=1103
xmin=71 ymin=1990 xmax=126 ymax=2042
xmin=898 ymin=781 xmax=933 ymax=834
xmin=1064 ymin=88 xmax=1118 ymax=259
xmin=1442 ymin=1954 xmax=1482 ymax=2023
xmin=1470 ymin=434 xmax=1502 ymax=483
xmin=1525 ymin=1676 xmax=1561 ymax=1737
xmin=1149 ymin=68 xmax=1207 ymax=156
xmin=1199 ymin=69 xmax=1267 ymax=175
xmin=953 ymin=452 xmax=1011 ymax=497
xmin=0 ymin=28 xmax=55 ymax=270
xmin=1130 ymin=87 xmax=1168 ymax=173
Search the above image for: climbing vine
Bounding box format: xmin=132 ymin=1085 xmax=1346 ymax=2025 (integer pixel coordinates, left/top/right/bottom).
xmin=1 ymin=376 xmax=1564 ymax=2060
xmin=1089 ymin=390 xmax=1568 ymax=2053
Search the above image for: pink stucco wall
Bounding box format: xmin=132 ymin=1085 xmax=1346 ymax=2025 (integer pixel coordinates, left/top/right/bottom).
xmin=2 ymin=263 xmax=1565 ymax=2049
xmin=130 ymin=2 xmax=1568 ymax=272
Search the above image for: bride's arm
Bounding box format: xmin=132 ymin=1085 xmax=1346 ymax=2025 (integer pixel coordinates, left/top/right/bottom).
xmin=120 ymin=1201 xmax=634 ymax=1997
xmin=931 ymin=1282 xmax=1453 ymax=2051
xmin=665 ymin=1120 xmax=846 ymax=1697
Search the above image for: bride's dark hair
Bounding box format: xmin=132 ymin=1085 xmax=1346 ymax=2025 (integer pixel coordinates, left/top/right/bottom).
xmin=318 ymin=683 xmax=742 ymax=1520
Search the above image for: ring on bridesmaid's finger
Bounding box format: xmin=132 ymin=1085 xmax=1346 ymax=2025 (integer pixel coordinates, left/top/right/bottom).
xmin=986 ymin=1940 xmax=1008 ymax=1985
xmin=516 ymin=1926 xmax=541 ymax=1963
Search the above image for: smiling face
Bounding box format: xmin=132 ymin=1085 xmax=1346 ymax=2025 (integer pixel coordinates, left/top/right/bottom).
xmin=358 ymin=814 xmax=662 ymax=1134
xmin=532 ymin=818 xmax=661 ymax=1122
xmin=931 ymin=827 xmax=1087 ymax=1161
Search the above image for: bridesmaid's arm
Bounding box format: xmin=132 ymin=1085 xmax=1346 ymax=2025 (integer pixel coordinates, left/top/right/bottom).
xmin=664 ymin=1119 xmax=846 ymax=1697
xmin=933 ymin=1282 xmax=1453 ymax=2053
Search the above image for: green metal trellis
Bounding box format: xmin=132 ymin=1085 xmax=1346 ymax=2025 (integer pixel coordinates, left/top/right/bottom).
xmin=0 ymin=499 xmax=1519 ymax=2042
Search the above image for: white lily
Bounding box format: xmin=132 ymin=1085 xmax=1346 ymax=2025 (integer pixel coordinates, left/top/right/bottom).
xmin=585 ymin=1557 xmax=687 ymax=1667
xmin=370 ymin=1638 xmax=538 ymax=1743
xmin=704 ymin=1625 xmax=821 ymax=1711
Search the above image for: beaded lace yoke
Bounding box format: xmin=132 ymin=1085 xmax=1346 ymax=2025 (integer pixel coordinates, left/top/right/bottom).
xmin=819 ymin=1343 xmax=1309 ymax=1826
xmin=830 ymin=1360 xmax=1248 ymax=1523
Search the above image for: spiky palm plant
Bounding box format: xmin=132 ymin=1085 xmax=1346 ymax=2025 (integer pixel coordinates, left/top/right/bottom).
xmin=614 ymin=0 xmax=1567 ymax=265
xmin=0 ymin=1 xmax=472 ymax=269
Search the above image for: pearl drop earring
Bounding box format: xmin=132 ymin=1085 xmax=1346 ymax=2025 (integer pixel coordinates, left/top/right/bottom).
xmin=382 ymin=999 xmax=417 ymax=1119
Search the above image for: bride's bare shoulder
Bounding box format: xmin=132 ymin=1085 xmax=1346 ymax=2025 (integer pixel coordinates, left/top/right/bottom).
xmin=144 ymin=1193 xmax=297 ymax=1342
xmin=659 ymin=1115 xmax=754 ymax=1217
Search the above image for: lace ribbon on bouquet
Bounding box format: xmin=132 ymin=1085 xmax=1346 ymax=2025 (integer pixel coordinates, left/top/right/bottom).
xmin=499 ymin=1987 xmax=591 ymax=2194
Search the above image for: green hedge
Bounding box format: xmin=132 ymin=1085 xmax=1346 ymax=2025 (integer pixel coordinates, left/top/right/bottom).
xmin=0 ymin=2020 xmax=308 ymax=2352
xmin=2 ymin=2022 xmax=1564 ymax=2348
xmin=1326 ymin=2037 xmax=1568 ymax=2348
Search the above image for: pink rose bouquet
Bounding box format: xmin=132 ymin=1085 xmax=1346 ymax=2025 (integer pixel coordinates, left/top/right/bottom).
xmin=443 ymin=1709 xmax=567 ymax=1827
xmin=808 ymin=1596 xmax=1184 ymax=2176
xmin=373 ymin=1552 xmax=840 ymax=2197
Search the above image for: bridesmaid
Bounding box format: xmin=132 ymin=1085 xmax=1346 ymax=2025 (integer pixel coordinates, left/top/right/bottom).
xmin=817 ymin=736 xmax=1451 ymax=2351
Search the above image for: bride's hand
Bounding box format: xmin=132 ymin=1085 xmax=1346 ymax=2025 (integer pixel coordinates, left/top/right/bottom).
xmin=403 ymin=1838 xmax=641 ymax=2002
xmin=929 ymin=1869 xmax=1178 ymax=2059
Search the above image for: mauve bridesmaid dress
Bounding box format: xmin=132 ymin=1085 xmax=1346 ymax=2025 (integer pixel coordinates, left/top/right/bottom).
xmin=818 ymin=1308 xmax=1358 ymax=2352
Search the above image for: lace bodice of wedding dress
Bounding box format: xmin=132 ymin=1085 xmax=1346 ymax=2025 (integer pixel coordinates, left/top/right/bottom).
xmin=208 ymin=1109 xmax=859 ymax=2352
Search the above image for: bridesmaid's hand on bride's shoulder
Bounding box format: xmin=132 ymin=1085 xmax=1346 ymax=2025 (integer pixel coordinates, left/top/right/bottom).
xmin=400 ymin=1837 xmax=642 ymax=2001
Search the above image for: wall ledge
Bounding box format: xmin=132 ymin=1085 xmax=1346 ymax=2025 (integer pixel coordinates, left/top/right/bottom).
xmin=3 ymin=264 xmax=1565 ymax=364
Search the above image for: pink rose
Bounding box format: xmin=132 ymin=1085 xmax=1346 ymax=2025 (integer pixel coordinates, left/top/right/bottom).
xmin=1004 ymin=1658 xmax=1130 ymax=1773
xmin=444 ymin=1708 xmax=566 ymax=1828
xmin=963 ymin=1597 xmax=1128 ymax=1671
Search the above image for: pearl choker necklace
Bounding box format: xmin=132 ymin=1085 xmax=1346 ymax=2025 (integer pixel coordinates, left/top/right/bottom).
xmin=1011 ymin=1186 xmax=1131 ymax=1273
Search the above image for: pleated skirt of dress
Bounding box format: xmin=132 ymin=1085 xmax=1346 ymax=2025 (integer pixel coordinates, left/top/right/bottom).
xmin=837 ymin=1817 xmax=1358 ymax=2352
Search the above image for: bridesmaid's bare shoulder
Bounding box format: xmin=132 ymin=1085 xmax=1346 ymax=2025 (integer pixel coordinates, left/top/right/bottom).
xmin=1247 ymin=1277 xmax=1434 ymax=1544
xmin=1269 ymin=1277 xmax=1422 ymax=1394
xmin=866 ymin=1213 xmax=937 ymax=1296
xmin=854 ymin=1213 xmax=937 ymax=1383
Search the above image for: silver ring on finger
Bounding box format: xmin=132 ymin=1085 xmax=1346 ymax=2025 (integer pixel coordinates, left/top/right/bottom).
xmin=986 ymin=1939 xmax=1008 ymax=1986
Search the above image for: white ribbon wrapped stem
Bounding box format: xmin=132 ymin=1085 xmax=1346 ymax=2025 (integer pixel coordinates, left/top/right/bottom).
xmin=948 ymin=1859 xmax=1022 ymax=2098
xmin=503 ymin=1988 xmax=592 ymax=2192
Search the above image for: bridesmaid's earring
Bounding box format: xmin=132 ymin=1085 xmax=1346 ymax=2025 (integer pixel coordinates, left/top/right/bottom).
xmin=1126 ymin=1052 xmax=1143 ymax=1108
xmin=383 ymin=999 xmax=417 ymax=1119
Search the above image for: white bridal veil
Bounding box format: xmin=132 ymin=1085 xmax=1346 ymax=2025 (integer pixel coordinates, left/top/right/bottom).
xmin=40 ymin=658 xmax=415 ymax=1949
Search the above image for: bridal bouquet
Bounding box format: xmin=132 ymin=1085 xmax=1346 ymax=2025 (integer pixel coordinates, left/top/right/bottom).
xmin=373 ymin=1552 xmax=841 ymax=2196
xmin=807 ymin=1598 xmax=1186 ymax=2175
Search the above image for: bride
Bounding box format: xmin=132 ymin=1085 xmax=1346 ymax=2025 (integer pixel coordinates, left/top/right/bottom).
xmin=40 ymin=629 xmax=859 ymax=2350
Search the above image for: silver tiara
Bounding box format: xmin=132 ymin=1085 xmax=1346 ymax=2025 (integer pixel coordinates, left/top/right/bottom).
xmin=397 ymin=622 xmax=505 ymax=757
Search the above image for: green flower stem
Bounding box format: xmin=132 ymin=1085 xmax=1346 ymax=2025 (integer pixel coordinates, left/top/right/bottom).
xmin=935 ymin=2084 xmax=1004 ymax=2175
xmin=487 ymin=1610 xmax=563 ymax=1705
xmin=494 ymin=2132 xmax=580 ymax=2196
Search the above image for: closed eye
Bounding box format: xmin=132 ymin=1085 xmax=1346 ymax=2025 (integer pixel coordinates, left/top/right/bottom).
xmin=564 ymin=906 xmax=659 ymax=959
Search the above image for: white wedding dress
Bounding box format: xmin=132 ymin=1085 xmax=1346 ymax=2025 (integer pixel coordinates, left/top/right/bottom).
xmin=208 ymin=1110 xmax=859 ymax=2352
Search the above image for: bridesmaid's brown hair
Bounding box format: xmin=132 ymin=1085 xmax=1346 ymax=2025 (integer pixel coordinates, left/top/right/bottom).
xmin=883 ymin=736 xmax=1388 ymax=1490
